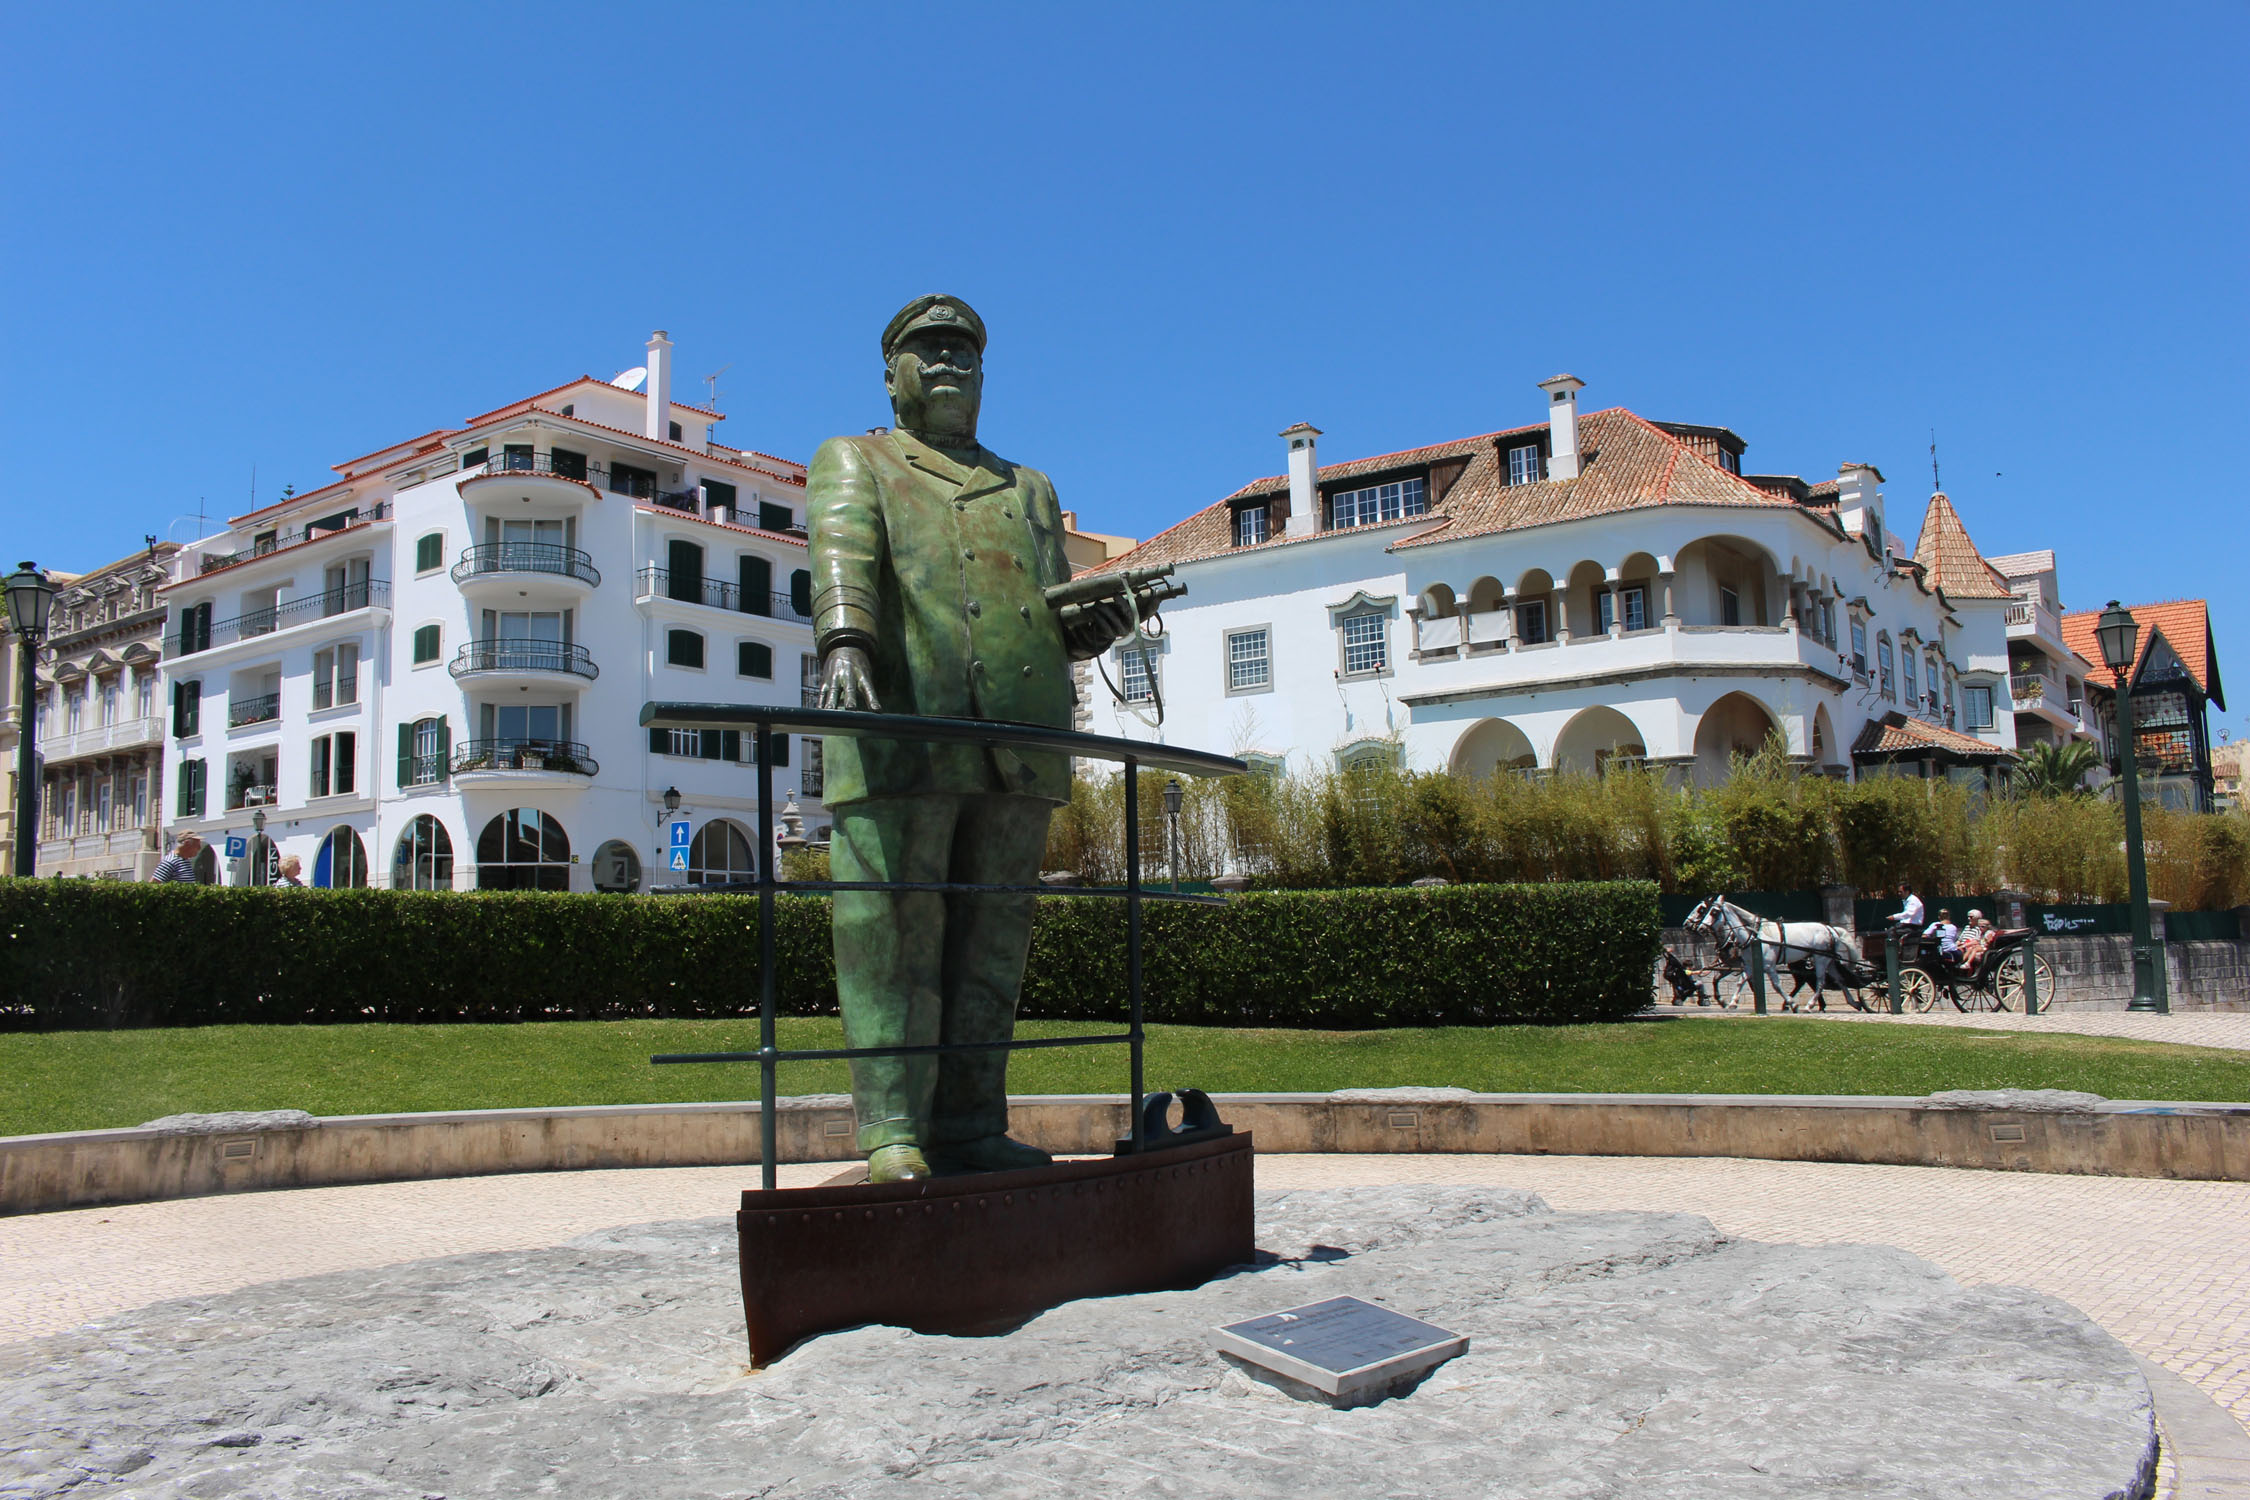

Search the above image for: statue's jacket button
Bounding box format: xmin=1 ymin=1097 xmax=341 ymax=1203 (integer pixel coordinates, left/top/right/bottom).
xmin=967 ymin=600 xmax=981 ymax=617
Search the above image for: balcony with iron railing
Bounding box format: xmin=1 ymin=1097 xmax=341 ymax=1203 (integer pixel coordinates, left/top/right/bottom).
xmin=197 ymin=502 xmax=391 ymax=575
xmin=467 ymin=450 xmax=661 ymax=500
xmin=452 ymin=543 xmax=601 ymax=588
xmin=227 ymin=693 xmax=280 ymax=729
xmin=448 ymin=638 xmax=600 ymax=681
xmin=449 ymin=738 xmax=600 ymax=778
xmin=167 ymin=580 xmax=390 ymax=656
xmin=635 ymin=565 xmax=811 ymax=621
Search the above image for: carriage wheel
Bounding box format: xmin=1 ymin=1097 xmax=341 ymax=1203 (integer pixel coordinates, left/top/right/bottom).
xmin=1897 ymin=968 xmax=1939 ymax=1012
xmin=1995 ymin=952 xmax=2055 ymax=1012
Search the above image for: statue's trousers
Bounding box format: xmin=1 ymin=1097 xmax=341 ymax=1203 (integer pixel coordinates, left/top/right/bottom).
xmin=829 ymin=793 xmax=1055 ymax=1152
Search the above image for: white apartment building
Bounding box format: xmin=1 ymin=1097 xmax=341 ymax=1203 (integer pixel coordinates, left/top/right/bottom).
xmin=1087 ymin=376 xmax=2023 ymax=785
xmin=1985 ymin=549 xmax=2103 ymax=751
xmin=159 ymin=333 xmax=825 ymax=890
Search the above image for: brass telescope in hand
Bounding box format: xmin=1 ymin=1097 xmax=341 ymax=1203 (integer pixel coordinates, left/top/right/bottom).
xmin=1043 ymin=563 xmax=1187 ymax=632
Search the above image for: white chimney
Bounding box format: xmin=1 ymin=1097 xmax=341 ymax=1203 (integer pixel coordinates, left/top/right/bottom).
xmin=644 ymin=330 xmax=674 ymax=441
xmin=1537 ymin=374 xmax=1584 ymax=481
xmin=1280 ymin=422 xmax=1322 ymax=537
xmin=1835 ymin=462 xmax=1887 ymax=550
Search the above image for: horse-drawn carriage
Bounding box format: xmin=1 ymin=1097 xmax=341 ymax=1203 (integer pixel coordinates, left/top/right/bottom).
xmin=1668 ymin=897 xmax=2055 ymax=1014
xmin=1869 ymin=926 xmax=2054 ymax=1013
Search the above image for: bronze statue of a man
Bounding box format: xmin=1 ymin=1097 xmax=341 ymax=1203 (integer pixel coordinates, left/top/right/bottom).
xmin=807 ymin=295 xmax=1135 ymax=1183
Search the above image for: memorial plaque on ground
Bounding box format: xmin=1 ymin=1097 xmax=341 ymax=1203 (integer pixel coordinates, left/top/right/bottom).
xmin=1212 ymin=1295 xmax=1466 ymax=1406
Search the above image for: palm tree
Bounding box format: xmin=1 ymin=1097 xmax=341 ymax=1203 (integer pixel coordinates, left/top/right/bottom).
xmin=2014 ymin=739 xmax=2101 ymax=798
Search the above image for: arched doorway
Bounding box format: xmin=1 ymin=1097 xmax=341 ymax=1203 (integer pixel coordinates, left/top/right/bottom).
xmin=393 ymin=815 xmax=454 ymax=890
xmin=1449 ymin=718 xmax=1537 ymax=778
xmin=315 ymin=826 xmax=369 ymax=888
xmin=591 ymin=839 xmax=642 ymax=893
xmin=477 ymin=808 xmax=571 ymax=891
xmin=1553 ymin=706 xmax=1648 ymax=776
xmin=240 ymin=834 xmax=279 ymax=886
xmin=1811 ymin=704 xmax=1843 ymax=774
xmin=1692 ymin=692 xmax=1780 ymax=786
xmin=687 ymin=819 xmax=758 ymax=885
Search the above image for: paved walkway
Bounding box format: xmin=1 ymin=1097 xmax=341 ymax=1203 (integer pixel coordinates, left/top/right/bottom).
xmin=4 ymin=1153 xmax=2246 ymax=1441
xmin=1661 ymin=1003 xmax=2250 ymax=1052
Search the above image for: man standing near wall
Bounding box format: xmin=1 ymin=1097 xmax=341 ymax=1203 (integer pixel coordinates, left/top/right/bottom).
xmin=807 ymin=295 xmax=1136 ymax=1183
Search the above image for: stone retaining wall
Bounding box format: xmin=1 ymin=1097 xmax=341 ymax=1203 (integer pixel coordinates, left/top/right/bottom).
xmin=4 ymin=1090 xmax=2245 ymax=1217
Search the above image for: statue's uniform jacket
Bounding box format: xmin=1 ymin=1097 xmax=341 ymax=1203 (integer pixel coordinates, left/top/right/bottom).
xmin=807 ymin=429 xmax=1077 ymax=807
xmin=806 ymin=426 xmax=1078 ymax=1154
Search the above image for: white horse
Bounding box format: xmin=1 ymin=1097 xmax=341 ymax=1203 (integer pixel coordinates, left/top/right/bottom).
xmin=1683 ymin=896 xmax=1869 ymax=1013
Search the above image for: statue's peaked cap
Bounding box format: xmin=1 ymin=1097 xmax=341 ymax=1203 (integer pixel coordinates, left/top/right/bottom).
xmin=882 ymin=295 xmax=987 ymax=361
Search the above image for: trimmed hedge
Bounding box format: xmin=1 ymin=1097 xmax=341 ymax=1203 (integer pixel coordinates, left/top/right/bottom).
xmin=0 ymin=879 xmax=1659 ymax=1031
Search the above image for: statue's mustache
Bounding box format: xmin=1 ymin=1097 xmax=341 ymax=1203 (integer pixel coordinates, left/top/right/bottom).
xmin=918 ymin=362 xmax=976 ymax=379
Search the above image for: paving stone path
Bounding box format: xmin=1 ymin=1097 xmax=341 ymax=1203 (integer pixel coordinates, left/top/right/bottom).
xmin=5 ymin=1152 xmax=2247 ymax=1443
xmin=1666 ymin=1004 xmax=2250 ymax=1051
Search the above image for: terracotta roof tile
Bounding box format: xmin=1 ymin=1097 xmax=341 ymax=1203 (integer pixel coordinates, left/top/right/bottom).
xmin=1909 ymin=493 xmax=2015 ymax=601
xmin=1103 ymin=407 xmax=1818 ymax=574
xmin=2060 ymin=599 xmax=2223 ymax=707
xmin=1850 ymin=712 xmax=2016 ymax=760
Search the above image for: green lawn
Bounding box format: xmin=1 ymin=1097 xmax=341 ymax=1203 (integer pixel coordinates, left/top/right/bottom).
xmin=5 ymin=1017 xmax=2248 ymax=1137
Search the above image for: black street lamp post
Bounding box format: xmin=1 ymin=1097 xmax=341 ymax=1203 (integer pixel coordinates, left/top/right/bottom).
xmin=4 ymin=562 xmax=57 ymax=879
xmin=2094 ymin=601 xmax=2167 ymax=1014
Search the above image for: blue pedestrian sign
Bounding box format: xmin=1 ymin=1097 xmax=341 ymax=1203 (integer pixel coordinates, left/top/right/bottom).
xmin=668 ymin=819 xmax=690 ymax=871
xmin=224 ymin=834 xmax=247 ymax=859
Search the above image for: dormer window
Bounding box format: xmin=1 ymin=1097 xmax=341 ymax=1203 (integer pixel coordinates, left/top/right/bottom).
xmin=1233 ymin=503 xmax=1269 ymax=547
xmin=1507 ymin=444 xmax=1543 ymax=486
xmin=1328 ymin=477 xmax=1426 ymax=529
xmin=1719 ymin=450 xmax=1741 ymax=475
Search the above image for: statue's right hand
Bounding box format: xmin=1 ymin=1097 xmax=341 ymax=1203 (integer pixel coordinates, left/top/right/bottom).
xmin=818 ymin=645 xmax=881 ymax=712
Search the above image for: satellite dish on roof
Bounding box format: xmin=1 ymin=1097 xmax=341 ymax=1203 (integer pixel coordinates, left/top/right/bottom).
xmin=612 ymin=366 xmax=648 ymax=392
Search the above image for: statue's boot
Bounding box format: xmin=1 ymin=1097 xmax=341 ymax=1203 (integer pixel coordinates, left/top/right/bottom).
xmin=868 ymin=1143 xmax=933 ymax=1183
xmin=927 ymin=1134 xmax=1051 ymax=1175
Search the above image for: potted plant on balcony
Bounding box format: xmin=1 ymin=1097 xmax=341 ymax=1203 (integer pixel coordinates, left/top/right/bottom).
xmin=519 ymin=744 xmax=546 ymax=770
xmin=2015 ymin=676 xmax=2046 ymax=705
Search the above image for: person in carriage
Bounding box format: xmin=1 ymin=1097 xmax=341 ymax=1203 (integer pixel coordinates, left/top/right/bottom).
xmin=1923 ymin=909 xmax=1962 ymax=974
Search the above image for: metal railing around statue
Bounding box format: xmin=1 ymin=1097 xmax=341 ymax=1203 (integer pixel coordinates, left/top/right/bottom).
xmin=639 ymin=702 xmax=1247 ymax=1190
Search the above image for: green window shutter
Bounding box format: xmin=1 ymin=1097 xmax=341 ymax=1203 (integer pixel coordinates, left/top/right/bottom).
xmin=336 ymin=732 xmax=356 ymax=796
xmin=789 ymin=569 xmax=812 ymax=617
xmin=720 ymin=729 xmax=741 ymax=762
xmin=699 ymin=730 xmax=723 ymax=761
xmin=738 ymin=641 xmax=772 ymax=678
xmin=413 ymin=624 xmax=440 ymax=664
xmin=416 ymin=533 xmax=443 ymax=572
xmin=760 ymin=502 xmax=793 ymax=531
xmin=772 ymin=733 xmax=789 ymax=768
xmin=398 ymin=723 xmax=415 ymax=789
xmin=650 ymin=725 xmax=669 ymax=754
xmin=740 ymin=555 xmax=772 ymax=615
xmin=437 ymin=718 xmax=450 ymax=780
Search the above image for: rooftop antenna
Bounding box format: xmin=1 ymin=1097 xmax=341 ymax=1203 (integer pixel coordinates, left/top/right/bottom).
xmin=704 ymin=362 xmax=732 ymax=413
xmin=1929 ymin=431 xmax=1940 ymax=493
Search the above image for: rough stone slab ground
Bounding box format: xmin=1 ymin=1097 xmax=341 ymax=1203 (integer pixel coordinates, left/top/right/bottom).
xmin=0 ymin=1188 xmax=2156 ymax=1498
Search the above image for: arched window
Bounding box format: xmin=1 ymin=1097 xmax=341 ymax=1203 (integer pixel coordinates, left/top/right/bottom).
xmin=191 ymin=844 xmax=219 ymax=884
xmin=687 ymin=819 xmax=758 ymax=885
xmin=1877 ymin=633 xmax=1896 ymax=700
xmin=394 ymin=814 xmax=454 ymax=890
xmin=591 ymin=839 xmax=642 ymax=893
xmin=316 ymin=825 xmax=369 ymax=888
xmin=243 ymin=834 xmax=279 ymax=886
xmin=477 ymin=807 xmax=571 ymax=890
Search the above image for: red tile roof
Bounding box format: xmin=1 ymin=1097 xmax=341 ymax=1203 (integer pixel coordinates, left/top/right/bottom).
xmin=2060 ymin=599 xmax=2224 ymax=708
xmin=1910 ymin=492 xmax=2015 ymax=601
xmin=1102 ymin=407 xmax=1830 ymax=574
xmin=1851 ymin=712 xmax=2016 ymax=760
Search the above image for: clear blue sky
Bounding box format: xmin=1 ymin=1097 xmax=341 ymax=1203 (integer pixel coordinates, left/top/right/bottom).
xmin=3 ymin=4 xmax=2241 ymax=737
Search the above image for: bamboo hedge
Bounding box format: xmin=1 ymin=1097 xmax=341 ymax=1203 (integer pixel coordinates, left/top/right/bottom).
xmin=1044 ymin=742 xmax=2250 ymax=910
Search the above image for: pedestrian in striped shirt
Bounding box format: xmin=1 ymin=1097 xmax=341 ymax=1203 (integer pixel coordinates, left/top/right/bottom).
xmin=149 ymin=833 xmax=205 ymax=884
